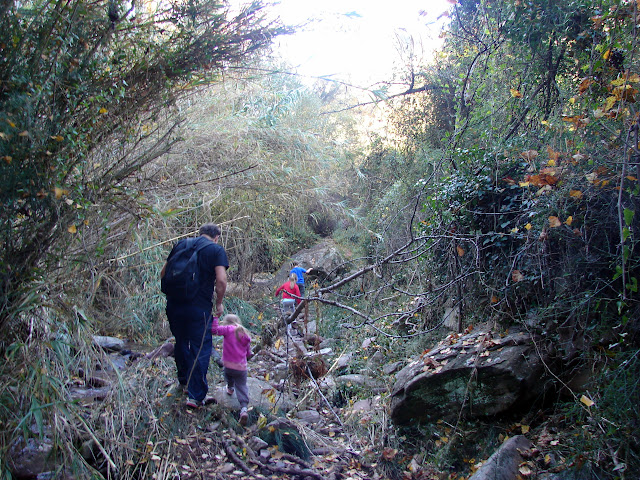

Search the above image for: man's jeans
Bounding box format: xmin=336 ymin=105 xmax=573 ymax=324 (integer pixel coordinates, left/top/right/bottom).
xmin=166 ymin=303 xmax=212 ymax=402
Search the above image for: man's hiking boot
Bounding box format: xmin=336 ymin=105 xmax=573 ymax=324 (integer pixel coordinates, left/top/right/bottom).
xmin=239 ymin=407 xmax=248 ymax=426
xmin=226 ymin=387 xmax=234 ymax=396
xmin=186 ymin=396 xmax=216 ymax=408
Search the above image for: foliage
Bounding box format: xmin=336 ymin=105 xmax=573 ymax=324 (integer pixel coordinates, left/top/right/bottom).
xmin=354 ymin=0 xmax=640 ymax=476
xmin=0 ymin=0 xmax=285 ymax=338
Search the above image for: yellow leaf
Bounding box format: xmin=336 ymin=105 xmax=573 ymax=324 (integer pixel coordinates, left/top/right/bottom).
xmin=18 ymin=130 xmax=29 ymax=137
xmin=626 ymin=175 xmax=637 ymax=181
xmin=565 ymin=216 xmax=573 ymax=226
xmin=456 ymin=245 xmax=464 ymax=257
xmin=549 ymin=216 xmax=562 ymax=228
xmin=525 ymin=223 xmax=532 ymax=230
xmin=99 ymin=107 xmax=108 ymax=114
xmin=440 ymin=436 xmax=449 ymax=443
xmin=68 ymin=225 xmax=77 ymax=234
xmin=580 ymin=395 xmax=595 ymax=407
xmin=6 ymin=120 xmax=15 ymax=128
xmin=274 ymin=338 xmax=282 ymax=350
xmin=604 ymin=96 xmax=617 ymax=110
xmin=510 ymin=88 xmax=523 ymax=98
xmin=268 ymin=425 xmax=275 ymax=433
xmin=329 ymin=431 xmax=335 ymax=437
xmin=603 ymin=49 xmax=611 ymax=60
xmin=491 ymin=295 xmax=499 ymax=304
xmin=547 ymin=159 xmax=556 ymax=166
xmin=570 ymin=190 xmax=583 ymax=199
xmin=510 ymin=227 xmax=519 ymax=233
xmin=51 ymin=135 xmax=64 ymax=142
xmin=569 ymin=97 xmax=576 ymax=104
xmin=257 ymin=414 xmax=267 ymax=429
xmin=519 ymin=181 xmax=530 ymax=187
xmin=2 ymin=155 xmax=11 ymax=164
xmin=54 ymin=187 xmax=70 ymax=199
xmin=521 ymin=424 xmax=530 ymax=434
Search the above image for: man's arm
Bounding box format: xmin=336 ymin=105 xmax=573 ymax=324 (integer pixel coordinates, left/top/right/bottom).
xmin=214 ymin=265 xmax=227 ymax=317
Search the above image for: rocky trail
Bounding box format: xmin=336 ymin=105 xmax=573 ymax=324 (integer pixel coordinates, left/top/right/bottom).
xmin=9 ymin=296 xmax=575 ymax=480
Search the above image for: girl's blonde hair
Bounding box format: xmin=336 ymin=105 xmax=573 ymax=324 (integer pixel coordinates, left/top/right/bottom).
xmin=288 ymin=273 xmax=297 ymax=287
xmin=221 ymin=314 xmax=249 ymax=341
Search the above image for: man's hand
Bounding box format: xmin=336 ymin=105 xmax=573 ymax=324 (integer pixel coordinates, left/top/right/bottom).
xmin=215 ymin=302 xmax=224 ymax=317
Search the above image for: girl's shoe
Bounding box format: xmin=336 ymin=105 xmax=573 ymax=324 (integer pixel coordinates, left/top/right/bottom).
xmin=239 ymin=407 xmax=248 ymax=426
xmin=185 ymin=398 xmax=200 ymax=408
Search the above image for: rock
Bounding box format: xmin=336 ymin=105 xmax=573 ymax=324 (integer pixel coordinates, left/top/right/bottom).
xmin=7 ymin=436 xmax=56 ymax=479
xmin=318 ymin=338 xmax=339 ymax=350
xmin=383 ymin=361 xmax=404 ymax=375
xmin=468 ymin=435 xmax=532 ymax=480
xmin=107 ymin=353 xmax=127 ymax=371
xmin=335 ymin=374 xmax=385 ymax=391
xmin=274 ymin=239 xmax=348 ymax=285
xmin=346 ymin=397 xmax=382 ymax=415
xmin=295 ymin=409 xmax=322 ymax=424
xmin=271 ymin=363 xmax=289 ymax=383
xmin=249 ymin=436 xmax=269 ymax=451
xmin=366 ymin=350 xmax=386 ymax=368
xmin=92 ymin=335 xmax=125 ymax=351
xmin=336 ymin=351 xmax=353 ymax=369
xmin=390 ymin=329 xmax=552 ymax=425
xmin=318 ymin=375 xmax=336 ymax=390
xmin=305 ymin=347 xmax=332 ymax=357
xmin=69 ymin=386 xmax=111 ymax=402
xmin=145 ymin=342 xmax=174 ymax=361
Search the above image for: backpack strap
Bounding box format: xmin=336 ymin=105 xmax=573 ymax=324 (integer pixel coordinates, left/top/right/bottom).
xmin=192 ymin=236 xmax=214 ymax=253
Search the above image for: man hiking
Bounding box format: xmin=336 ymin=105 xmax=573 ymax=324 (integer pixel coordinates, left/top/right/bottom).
xmin=161 ymin=223 xmax=229 ymax=408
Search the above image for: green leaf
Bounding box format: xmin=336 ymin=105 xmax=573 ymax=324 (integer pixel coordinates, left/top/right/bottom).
xmin=624 ymin=208 xmax=634 ymax=226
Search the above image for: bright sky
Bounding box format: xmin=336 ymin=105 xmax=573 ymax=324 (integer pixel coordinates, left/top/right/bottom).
xmin=262 ymin=0 xmax=451 ymax=89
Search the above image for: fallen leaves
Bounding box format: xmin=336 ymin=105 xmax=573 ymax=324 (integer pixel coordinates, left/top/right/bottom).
xmin=580 ymin=395 xmax=595 ymax=407
xmin=512 ymin=270 xmax=524 ymax=283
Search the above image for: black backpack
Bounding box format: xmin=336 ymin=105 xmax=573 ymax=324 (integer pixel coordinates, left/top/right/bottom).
xmin=161 ymin=237 xmax=211 ymax=300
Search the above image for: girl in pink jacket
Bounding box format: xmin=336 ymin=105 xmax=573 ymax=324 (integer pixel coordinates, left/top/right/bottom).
xmin=211 ymin=314 xmax=252 ymax=425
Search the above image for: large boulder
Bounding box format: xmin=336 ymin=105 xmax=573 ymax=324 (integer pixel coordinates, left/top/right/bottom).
xmin=390 ymin=328 xmax=552 ymax=425
xmin=211 ymin=377 xmax=295 ymax=412
xmin=274 ymin=239 xmax=348 ymax=286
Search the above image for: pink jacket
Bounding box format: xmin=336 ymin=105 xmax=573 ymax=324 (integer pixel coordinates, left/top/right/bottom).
xmin=211 ymin=317 xmax=252 ymax=371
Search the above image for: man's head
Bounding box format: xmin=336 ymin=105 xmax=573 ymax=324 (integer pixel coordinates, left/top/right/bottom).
xmin=200 ymin=223 xmax=221 ymax=240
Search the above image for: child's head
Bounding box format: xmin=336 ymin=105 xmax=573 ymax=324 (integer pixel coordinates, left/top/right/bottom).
xmin=221 ymin=314 xmax=241 ymax=326
xmin=289 ymin=273 xmax=297 ymax=285
xmin=221 ymin=314 xmax=249 ymax=341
